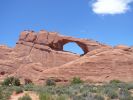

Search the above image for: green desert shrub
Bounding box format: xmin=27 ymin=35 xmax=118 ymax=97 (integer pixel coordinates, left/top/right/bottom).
xmin=0 ymin=86 xmax=14 ymax=100
xmin=2 ymin=76 xmax=20 ymax=86
xmin=126 ymin=83 xmax=133 ymax=90
xmin=71 ymin=77 xmax=83 ymax=84
xmin=15 ymin=87 xmax=23 ymax=94
xmin=23 ymin=83 xmax=34 ymax=91
xmin=89 ymin=86 xmax=98 ymax=93
xmin=119 ymin=88 xmax=133 ymax=100
xmin=109 ymin=79 xmax=122 ymax=84
xmin=93 ymin=94 xmax=104 ymax=100
xmin=75 ymin=93 xmax=105 ymax=100
xmin=102 ymin=86 xmax=118 ymax=99
xmin=39 ymin=92 xmax=53 ymax=100
xmin=55 ymin=94 xmax=68 ymax=100
xmin=0 ymin=88 xmax=3 ymax=99
xmin=24 ymin=79 xmax=33 ymax=85
xmin=18 ymin=94 xmax=32 ymax=100
xmin=107 ymin=90 xmax=118 ymax=99
xmin=117 ymin=82 xmax=127 ymax=89
xmin=46 ymin=79 xmax=56 ymax=86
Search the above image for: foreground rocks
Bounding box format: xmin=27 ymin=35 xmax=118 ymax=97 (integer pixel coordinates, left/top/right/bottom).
xmin=0 ymin=30 xmax=133 ymax=84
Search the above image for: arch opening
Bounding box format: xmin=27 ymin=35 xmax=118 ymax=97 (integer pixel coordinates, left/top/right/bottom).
xmin=63 ymin=42 xmax=84 ymax=55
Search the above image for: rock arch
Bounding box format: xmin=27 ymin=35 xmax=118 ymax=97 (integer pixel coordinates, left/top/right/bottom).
xmin=18 ymin=30 xmax=108 ymax=54
xmin=62 ymin=42 xmax=85 ymax=55
xmin=51 ymin=39 xmax=89 ymax=54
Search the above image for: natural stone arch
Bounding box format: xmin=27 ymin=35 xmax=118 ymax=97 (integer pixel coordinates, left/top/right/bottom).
xmin=63 ymin=42 xmax=89 ymax=55
xmin=63 ymin=42 xmax=85 ymax=54
xmin=50 ymin=39 xmax=89 ymax=54
xmin=18 ymin=30 xmax=108 ymax=55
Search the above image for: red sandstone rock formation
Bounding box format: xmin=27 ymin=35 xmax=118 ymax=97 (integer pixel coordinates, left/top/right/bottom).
xmin=0 ymin=30 xmax=133 ymax=84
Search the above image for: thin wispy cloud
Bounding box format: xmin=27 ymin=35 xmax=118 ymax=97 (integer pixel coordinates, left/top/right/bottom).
xmin=92 ymin=0 xmax=133 ymax=15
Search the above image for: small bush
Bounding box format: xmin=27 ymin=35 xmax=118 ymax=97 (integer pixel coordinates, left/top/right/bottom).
xmin=107 ymin=90 xmax=118 ymax=99
xmin=39 ymin=93 xmax=53 ymax=100
xmin=46 ymin=79 xmax=56 ymax=86
xmin=117 ymin=83 xmax=127 ymax=89
xmin=89 ymin=87 xmax=98 ymax=93
xmin=126 ymin=83 xmax=133 ymax=90
xmin=15 ymin=87 xmax=23 ymax=94
xmin=119 ymin=88 xmax=133 ymax=100
xmin=110 ymin=80 xmax=122 ymax=84
xmin=0 ymin=86 xmax=13 ymax=100
xmin=23 ymin=83 xmax=34 ymax=91
xmin=18 ymin=94 xmax=32 ymax=100
xmin=71 ymin=77 xmax=83 ymax=84
xmin=94 ymin=94 xmax=104 ymax=100
xmin=0 ymin=88 xmax=3 ymax=99
xmin=2 ymin=77 xmax=20 ymax=86
xmin=56 ymin=94 xmax=68 ymax=100
xmin=24 ymin=79 xmax=33 ymax=85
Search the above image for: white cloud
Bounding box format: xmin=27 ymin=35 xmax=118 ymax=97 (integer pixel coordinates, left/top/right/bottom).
xmin=92 ymin=0 xmax=133 ymax=15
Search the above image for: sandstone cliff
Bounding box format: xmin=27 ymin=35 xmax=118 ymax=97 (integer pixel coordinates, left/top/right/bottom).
xmin=0 ymin=30 xmax=133 ymax=84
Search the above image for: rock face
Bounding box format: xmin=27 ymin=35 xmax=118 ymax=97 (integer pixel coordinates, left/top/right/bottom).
xmin=17 ymin=30 xmax=106 ymax=53
xmin=0 ymin=30 xmax=133 ymax=84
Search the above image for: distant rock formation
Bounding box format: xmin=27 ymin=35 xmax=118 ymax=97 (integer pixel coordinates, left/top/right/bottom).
xmin=0 ymin=30 xmax=133 ymax=84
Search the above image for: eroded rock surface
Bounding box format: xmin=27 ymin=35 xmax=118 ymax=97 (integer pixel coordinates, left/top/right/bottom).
xmin=0 ymin=30 xmax=133 ymax=84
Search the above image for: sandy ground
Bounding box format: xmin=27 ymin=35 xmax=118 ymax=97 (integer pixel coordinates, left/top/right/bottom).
xmin=10 ymin=91 xmax=39 ymax=100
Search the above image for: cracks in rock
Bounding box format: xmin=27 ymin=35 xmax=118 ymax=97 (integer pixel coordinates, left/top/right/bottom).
xmin=45 ymin=32 xmax=49 ymax=67
xmin=23 ymin=32 xmax=30 ymax=41
xmin=0 ymin=64 xmax=13 ymax=68
xmin=28 ymin=36 xmax=37 ymax=55
xmin=53 ymin=33 xmax=58 ymax=43
xmin=39 ymin=48 xmax=51 ymax=53
xmin=47 ymin=32 xmax=49 ymax=40
xmin=29 ymin=44 xmax=35 ymax=55
xmin=49 ymin=33 xmax=58 ymax=50
xmin=32 ymin=66 xmax=43 ymax=72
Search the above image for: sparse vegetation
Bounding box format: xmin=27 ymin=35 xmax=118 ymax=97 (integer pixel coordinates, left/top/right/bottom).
xmin=109 ymin=79 xmax=122 ymax=84
xmin=119 ymin=88 xmax=133 ymax=100
xmin=39 ymin=92 xmax=53 ymax=100
xmin=23 ymin=83 xmax=34 ymax=91
xmin=15 ymin=87 xmax=23 ymax=94
xmin=24 ymin=79 xmax=33 ymax=85
xmin=1 ymin=76 xmax=20 ymax=86
xmin=93 ymin=94 xmax=104 ymax=100
xmin=0 ymin=86 xmax=13 ymax=100
xmin=0 ymin=78 xmax=133 ymax=100
xmin=18 ymin=94 xmax=32 ymax=100
xmin=71 ymin=77 xmax=83 ymax=84
xmin=46 ymin=78 xmax=56 ymax=86
xmin=106 ymin=89 xmax=118 ymax=99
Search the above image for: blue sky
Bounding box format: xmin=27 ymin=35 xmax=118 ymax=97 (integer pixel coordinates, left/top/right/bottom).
xmin=0 ymin=0 xmax=133 ymax=54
